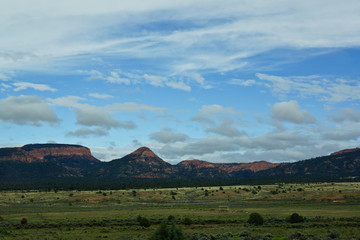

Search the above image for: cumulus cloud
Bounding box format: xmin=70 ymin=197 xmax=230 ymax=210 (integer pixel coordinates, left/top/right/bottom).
xmin=66 ymin=127 xmax=108 ymax=137
xmin=324 ymin=130 xmax=360 ymax=141
xmin=13 ymin=82 xmax=57 ymax=92
xmin=330 ymin=108 xmax=360 ymax=122
xmin=206 ymin=117 xmax=244 ymax=137
xmin=158 ymin=130 xmax=311 ymax=162
xmin=108 ymin=102 xmax=165 ymax=113
xmin=150 ymin=128 xmax=188 ymax=143
xmin=0 ymin=95 xmax=60 ymax=126
xmin=271 ymin=100 xmax=316 ymax=124
xmin=198 ymin=104 xmax=239 ymax=116
xmin=75 ymin=107 xmax=136 ymax=129
xmin=49 ymin=96 xmax=163 ymax=129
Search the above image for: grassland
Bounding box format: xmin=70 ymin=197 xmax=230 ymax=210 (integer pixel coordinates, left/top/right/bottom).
xmin=0 ymin=182 xmax=360 ymax=239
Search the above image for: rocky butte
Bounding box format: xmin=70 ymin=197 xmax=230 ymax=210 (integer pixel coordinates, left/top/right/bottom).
xmin=0 ymin=143 xmax=99 ymax=163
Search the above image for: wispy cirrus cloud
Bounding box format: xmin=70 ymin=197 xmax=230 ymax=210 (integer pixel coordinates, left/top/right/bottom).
xmin=256 ymin=73 xmax=360 ymax=103
xmin=13 ymin=82 xmax=57 ymax=92
xmin=2 ymin=1 xmax=360 ymax=75
xmin=89 ymin=93 xmax=113 ymax=99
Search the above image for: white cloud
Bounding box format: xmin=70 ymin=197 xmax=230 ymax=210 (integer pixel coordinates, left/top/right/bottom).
xmin=271 ymin=100 xmax=316 ymax=124
xmin=66 ymin=127 xmax=108 ymax=137
xmin=150 ymin=128 xmax=188 ymax=143
xmin=228 ymin=79 xmax=256 ymax=87
xmin=257 ymin=73 xmax=360 ymax=103
xmin=158 ymin=130 xmax=312 ymax=162
xmin=49 ymin=96 xmax=163 ymax=129
xmin=2 ymin=1 xmax=360 ymax=75
xmin=75 ymin=107 xmax=136 ymax=129
xmin=48 ymin=96 xmax=85 ymax=108
xmin=0 ymin=73 xmax=10 ymax=81
xmin=89 ymin=93 xmax=114 ymax=99
xmin=198 ymin=104 xmax=239 ymax=116
xmin=108 ymin=102 xmax=165 ymax=113
xmin=206 ymin=117 xmax=244 ymax=137
xmin=13 ymin=82 xmax=57 ymax=92
xmin=0 ymin=95 xmax=60 ymax=126
xmin=330 ymin=108 xmax=360 ymax=123
xmin=105 ymin=72 xmax=131 ymax=85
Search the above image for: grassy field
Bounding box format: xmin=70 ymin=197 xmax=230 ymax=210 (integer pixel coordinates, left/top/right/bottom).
xmin=0 ymin=182 xmax=360 ymax=239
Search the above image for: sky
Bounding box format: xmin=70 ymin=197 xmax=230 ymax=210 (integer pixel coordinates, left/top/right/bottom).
xmin=1 ymin=0 xmax=360 ymax=164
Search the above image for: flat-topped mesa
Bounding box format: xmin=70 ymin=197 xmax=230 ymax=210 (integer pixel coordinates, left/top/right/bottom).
xmin=0 ymin=143 xmax=99 ymax=163
xmin=22 ymin=144 xmax=97 ymax=161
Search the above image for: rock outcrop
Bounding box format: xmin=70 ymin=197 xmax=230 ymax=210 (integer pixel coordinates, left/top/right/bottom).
xmin=0 ymin=144 xmax=99 ymax=163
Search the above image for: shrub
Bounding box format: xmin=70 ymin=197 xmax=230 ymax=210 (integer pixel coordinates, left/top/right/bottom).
xmin=168 ymin=215 xmax=175 ymax=222
xmin=183 ymin=217 xmax=192 ymax=226
xmin=327 ymin=229 xmax=340 ymax=239
xmin=286 ymin=213 xmax=304 ymax=223
xmin=137 ymin=216 xmax=150 ymax=228
xmin=247 ymin=212 xmax=264 ymax=226
xmin=20 ymin=218 xmax=27 ymax=225
xmin=0 ymin=216 xmax=3 ymax=221
xmin=149 ymin=221 xmax=185 ymax=240
xmin=288 ymin=232 xmax=306 ymax=240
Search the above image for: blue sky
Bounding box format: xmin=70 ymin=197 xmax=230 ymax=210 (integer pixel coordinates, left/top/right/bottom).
xmin=1 ymin=0 xmax=360 ymax=163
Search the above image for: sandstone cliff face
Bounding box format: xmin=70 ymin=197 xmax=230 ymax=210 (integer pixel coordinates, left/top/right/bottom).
xmin=0 ymin=144 xmax=99 ymax=163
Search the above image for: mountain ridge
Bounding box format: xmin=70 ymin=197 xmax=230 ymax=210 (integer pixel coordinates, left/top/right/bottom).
xmin=0 ymin=143 xmax=359 ymax=182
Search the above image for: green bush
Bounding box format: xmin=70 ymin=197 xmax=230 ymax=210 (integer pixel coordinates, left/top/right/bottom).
xmin=247 ymin=212 xmax=263 ymax=226
xmin=183 ymin=217 xmax=192 ymax=226
xmin=168 ymin=215 xmax=175 ymax=222
xmin=286 ymin=213 xmax=304 ymax=223
xmin=327 ymin=229 xmax=340 ymax=239
xmin=149 ymin=221 xmax=185 ymax=240
xmin=20 ymin=218 xmax=27 ymax=225
xmin=137 ymin=216 xmax=151 ymax=228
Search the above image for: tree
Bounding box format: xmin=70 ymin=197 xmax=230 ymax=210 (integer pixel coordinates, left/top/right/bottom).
xmin=137 ymin=216 xmax=151 ymax=228
xmin=247 ymin=213 xmax=263 ymax=226
xmin=149 ymin=221 xmax=185 ymax=240
xmin=286 ymin=213 xmax=304 ymax=223
xmin=183 ymin=217 xmax=192 ymax=226
xmin=21 ymin=218 xmax=27 ymax=225
xmin=168 ymin=215 xmax=175 ymax=222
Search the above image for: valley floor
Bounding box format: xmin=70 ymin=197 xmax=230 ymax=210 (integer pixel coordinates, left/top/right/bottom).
xmin=0 ymin=182 xmax=360 ymax=239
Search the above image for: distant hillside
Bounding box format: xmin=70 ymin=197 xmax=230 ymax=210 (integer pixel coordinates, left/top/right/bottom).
xmin=177 ymin=160 xmax=279 ymax=178
xmin=0 ymin=144 xmax=359 ymax=185
xmin=256 ymin=148 xmax=360 ymax=178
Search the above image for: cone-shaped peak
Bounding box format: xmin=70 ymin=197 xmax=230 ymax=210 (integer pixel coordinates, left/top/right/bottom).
xmin=131 ymin=146 xmax=156 ymax=157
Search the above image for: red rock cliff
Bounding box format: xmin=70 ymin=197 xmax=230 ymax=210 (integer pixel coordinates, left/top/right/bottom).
xmin=0 ymin=144 xmax=99 ymax=163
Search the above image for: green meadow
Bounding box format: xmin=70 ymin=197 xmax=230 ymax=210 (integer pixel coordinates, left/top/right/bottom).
xmin=0 ymin=182 xmax=360 ymax=239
